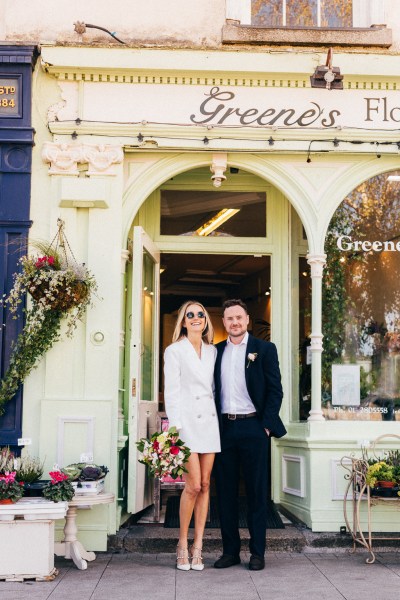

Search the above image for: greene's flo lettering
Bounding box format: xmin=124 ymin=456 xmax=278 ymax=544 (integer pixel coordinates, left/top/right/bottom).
xmin=365 ymin=97 xmax=400 ymax=123
xmin=337 ymin=235 xmax=400 ymax=252
xmin=190 ymin=87 xmax=340 ymax=128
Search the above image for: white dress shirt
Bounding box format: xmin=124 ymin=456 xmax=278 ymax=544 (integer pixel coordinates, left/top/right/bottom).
xmin=220 ymin=332 xmax=257 ymax=415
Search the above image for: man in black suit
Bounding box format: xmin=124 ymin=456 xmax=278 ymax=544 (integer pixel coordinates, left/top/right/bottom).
xmin=213 ymin=299 xmax=286 ymax=571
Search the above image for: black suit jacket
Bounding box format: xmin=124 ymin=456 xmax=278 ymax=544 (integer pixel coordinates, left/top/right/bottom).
xmin=214 ymin=334 xmax=287 ymax=438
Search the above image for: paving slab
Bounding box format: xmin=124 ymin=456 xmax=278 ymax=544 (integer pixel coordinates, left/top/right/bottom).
xmin=1 ymin=551 xmax=400 ymax=600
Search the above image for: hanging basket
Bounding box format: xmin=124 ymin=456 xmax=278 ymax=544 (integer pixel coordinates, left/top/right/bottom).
xmin=28 ymin=278 xmax=88 ymax=311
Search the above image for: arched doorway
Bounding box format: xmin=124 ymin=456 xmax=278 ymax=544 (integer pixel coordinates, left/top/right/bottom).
xmin=122 ymin=164 xmax=308 ymax=517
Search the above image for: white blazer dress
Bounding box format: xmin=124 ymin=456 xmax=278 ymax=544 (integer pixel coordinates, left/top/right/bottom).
xmin=164 ymin=337 xmax=221 ymax=454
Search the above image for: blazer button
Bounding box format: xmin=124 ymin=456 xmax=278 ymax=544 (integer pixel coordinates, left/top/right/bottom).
xmin=196 ymin=396 xmax=200 ymax=400
xmin=197 ymin=414 xmax=201 ymax=418
xmin=212 ymin=413 xmax=215 ymax=417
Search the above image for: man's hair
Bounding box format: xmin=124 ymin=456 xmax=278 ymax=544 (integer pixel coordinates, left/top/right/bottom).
xmin=222 ymin=298 xmax=248 ymax=314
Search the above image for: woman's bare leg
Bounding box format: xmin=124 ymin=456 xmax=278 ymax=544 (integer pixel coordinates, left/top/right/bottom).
xmin=178 ymin=452 xmax=201 ymax=549
xmin=193 ymin=453 xmax=215 ymax=549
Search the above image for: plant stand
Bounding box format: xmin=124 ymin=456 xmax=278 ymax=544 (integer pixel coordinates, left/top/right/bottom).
xmin=0 ymin=498 xmax=68 ymax=581
xmin=342 ymin=434 xmax=400 ymax=564
xmin=54 ymin=492 xmax=114 ymax=570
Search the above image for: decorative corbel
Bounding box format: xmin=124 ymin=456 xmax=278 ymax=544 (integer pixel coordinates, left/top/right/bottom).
xmin=42 ymin=142 xmax=83 ymax=176
xmin=210 ymin=153 xmax=228 ymax=188
xmin=83 ymin=144 xmax=124 ymax=176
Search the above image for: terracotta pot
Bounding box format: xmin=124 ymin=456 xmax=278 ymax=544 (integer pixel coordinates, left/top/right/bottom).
xmin=376 ymin=480 xmax=395 ymax=488
xmin=0 ymin=498 xmax=14 ymax=504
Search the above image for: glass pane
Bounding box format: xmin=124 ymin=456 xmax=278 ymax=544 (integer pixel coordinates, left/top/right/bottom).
xmin=322 ymin=172 xmax=400 ymax=421
xmin=252 ymin=0 xmax=283 ymax=26
xmin=141 ymin=251 xmax=155 ymax=401
xmin=287 ymin=0 xmax=317 ymax=27
xmin=321 ymin=0 xmax=352 ymax=27
xmin=160 ymin=191 xmax=266 ymax=237
xmin=298 ymin=257 xmax=312 ymax=421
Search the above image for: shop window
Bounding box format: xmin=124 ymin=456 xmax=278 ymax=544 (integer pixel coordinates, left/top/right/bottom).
xmin=224 ymin=0 xmax=391 ymax=47
xmin=322 ymin=171 xmax=400 ymax=422
xmin=160 ymin=190 xmax=266 ymax=237
xmin=252 ymin=0 xmax=352 ymax=28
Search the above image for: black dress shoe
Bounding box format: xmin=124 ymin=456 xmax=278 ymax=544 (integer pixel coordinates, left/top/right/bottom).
xmin=249 ymin=555 xmax=265 ymax=571
xmin=214 ymin=554 xmax=241 ymax=568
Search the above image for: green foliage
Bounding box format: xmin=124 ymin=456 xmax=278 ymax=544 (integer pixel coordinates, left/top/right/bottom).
xmin=0 ymin=308 xmax=62 ymax=415
xmin=42 ymin=479 xmax=75 ymax=502
xmin=366 ymin=461 xmax=395 ymax=487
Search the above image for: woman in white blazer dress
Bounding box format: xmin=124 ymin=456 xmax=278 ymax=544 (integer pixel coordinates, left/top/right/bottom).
xmin=164 ymin=300 xmax=220 ymax=572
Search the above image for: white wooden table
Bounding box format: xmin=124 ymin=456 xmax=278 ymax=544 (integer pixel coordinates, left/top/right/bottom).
xmin=54 ymin=492 xmax=115 ymax=570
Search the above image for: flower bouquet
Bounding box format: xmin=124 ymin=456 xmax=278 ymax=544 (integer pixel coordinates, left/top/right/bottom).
xmin=0 ymin=219 xmax=98 ymax=414
xmin=136 ymin=427 xmax=191 ymax=480
xmin=0 ymin=471 xmax=24 ymax=504
xmin=42 ymin=470 xmax=75 ymax=503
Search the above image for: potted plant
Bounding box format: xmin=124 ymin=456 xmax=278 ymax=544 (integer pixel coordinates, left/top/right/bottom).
xmin=366 ymin=461 xmax=396 ymax=495
xmin=62 ymin=463 xmax=109 ymax=495
xmin=0 ymin=471 xmax=24 ymax=504
xmin=42 ymin=470 xmax=75 ymax=503
xmin=0 ymin=220 xmax=98 ymax=415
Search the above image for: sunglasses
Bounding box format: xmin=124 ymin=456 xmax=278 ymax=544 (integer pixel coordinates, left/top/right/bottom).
xmin=186 ymin=311 xmax=205 ymax=319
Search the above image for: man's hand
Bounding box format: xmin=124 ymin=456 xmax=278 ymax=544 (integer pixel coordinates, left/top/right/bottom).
xmin=265 ymin=428 xmax=270 ymax=437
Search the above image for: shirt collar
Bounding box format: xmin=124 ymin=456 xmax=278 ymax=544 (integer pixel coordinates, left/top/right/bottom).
xmin=227 ymin=331 xmax=249 ymax=347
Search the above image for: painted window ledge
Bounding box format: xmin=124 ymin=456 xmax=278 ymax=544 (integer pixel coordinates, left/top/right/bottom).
xmin=222 ymin=20 xmax=392 ymax=47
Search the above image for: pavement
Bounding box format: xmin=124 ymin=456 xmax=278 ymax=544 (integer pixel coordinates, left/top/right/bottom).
xmin=2 ymin=547 xmax=400 ymax=600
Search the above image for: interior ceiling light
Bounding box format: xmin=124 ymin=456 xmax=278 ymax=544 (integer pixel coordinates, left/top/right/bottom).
xmin=310 ymin=48 xmax=343 ymax=90
xmin=195 ymin=208 xmax=240 ymax=237
xmin=387 ymin=175 xmax=400 ymax=181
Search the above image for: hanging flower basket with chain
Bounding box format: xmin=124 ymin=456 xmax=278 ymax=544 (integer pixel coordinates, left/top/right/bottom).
xmin=0 ymin=220 xmax=98 ymax=414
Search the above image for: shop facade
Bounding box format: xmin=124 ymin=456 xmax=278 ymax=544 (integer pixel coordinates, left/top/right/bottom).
xmin=0 ymin=45 xmax=38 ymax=448
xmin=2 ymin=0 xmax=400 ymax=550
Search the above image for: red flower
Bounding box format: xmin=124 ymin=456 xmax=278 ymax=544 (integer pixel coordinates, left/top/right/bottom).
xmin=153 ymin=440 xmax=160 ymax=451
xmin=170 ymin=446 xmax=179 ymax=455
xmin=35 ymin=255 xmax=56 ymax=269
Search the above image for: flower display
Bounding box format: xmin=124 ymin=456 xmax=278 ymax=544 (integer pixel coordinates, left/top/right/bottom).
xmin=366 ymin=461 xmax=395 ymax=488
xmin=0 ymin=471 xmax=24 ymax=502
xmin=61 ymin=463 xmax=109 ymax=481
xmin=247 ymin=352 xmax=258 ymax=368
xmin=136 ymin=427 xmax=191 ymax=479
xmin=0 ymin=220 xmax=98 ymax=415
xmin=42 ymin=470 xmax=75 ymax=502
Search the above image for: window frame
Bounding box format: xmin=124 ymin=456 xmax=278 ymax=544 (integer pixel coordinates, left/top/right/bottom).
xmin=226 ymin=0 xmax=385 ymax=29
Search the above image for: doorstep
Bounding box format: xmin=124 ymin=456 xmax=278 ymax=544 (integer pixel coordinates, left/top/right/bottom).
xmin=108 ymin=524 xmax=400 ymax=555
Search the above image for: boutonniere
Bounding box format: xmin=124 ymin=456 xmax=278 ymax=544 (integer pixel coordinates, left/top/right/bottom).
xmin=247 ymin=352 xmax=258 ymax=368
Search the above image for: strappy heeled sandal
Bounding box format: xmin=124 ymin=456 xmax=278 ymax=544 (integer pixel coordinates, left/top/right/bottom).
xmin=190 ymin=545 xmax=204 ymax=571
xmin=176 ymin=545 xmax=190 ymax=571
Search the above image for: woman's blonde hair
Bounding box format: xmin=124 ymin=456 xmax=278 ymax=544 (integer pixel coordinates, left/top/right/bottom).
xmin=172 ymin=300 xmax=214 ymax=344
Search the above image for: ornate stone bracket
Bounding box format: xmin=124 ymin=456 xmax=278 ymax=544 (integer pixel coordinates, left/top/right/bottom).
xmin=210 ymin=153 xmax=227 ymax=188
xmin=42 ymin=142 xmax=123 ymax=176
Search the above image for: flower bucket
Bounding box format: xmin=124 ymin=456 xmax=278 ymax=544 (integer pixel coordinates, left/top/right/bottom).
xmin=0 ymin=499 xmax=14 ymax=505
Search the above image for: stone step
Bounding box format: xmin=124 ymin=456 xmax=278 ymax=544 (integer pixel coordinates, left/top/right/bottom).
xmin=107 ymin=525 xmax=400 ymax=554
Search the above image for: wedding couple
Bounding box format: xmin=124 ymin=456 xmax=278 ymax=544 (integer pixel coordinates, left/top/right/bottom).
xmin=163 ymin=299 xmax=286 ymax=572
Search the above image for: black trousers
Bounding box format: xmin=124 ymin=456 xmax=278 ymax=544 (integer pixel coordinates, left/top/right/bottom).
xmin=215 ymin=417 xmax=269 ymax=557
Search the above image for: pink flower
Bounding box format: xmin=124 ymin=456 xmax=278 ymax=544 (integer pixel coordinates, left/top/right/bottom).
xmin=49 ymin=470 xmax=69 ymax=484
xmin=170 ymin=446 xmax=179 ymax=456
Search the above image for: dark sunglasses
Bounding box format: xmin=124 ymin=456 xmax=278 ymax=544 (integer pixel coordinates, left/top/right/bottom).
xmin=186 ymin=311 xmax=205 ymax=319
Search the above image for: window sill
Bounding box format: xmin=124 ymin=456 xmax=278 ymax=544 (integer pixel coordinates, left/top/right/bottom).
xmin=222 ymin=21 xmax=392 ymax=48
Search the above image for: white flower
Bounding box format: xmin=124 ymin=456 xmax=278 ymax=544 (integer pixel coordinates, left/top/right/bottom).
xmin=246 ymin=352 xmax=258 ymax=368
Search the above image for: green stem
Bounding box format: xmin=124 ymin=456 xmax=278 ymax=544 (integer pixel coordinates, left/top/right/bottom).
xmin=0 ymin=308 xmax=63 ymax=414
